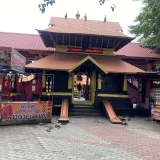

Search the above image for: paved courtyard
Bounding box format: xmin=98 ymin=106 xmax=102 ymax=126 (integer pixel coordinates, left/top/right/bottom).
xmin=0 ymin=116 xmax=160 ymax=160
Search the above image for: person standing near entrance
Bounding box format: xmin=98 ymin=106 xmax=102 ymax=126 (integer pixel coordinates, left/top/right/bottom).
xmin=77 ymin=83 xmax=82 ymax=99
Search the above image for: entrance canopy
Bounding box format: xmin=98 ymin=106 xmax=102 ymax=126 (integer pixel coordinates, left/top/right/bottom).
xmin=68 ymin=56 xmax=108 ymax=74
xmin=26 ymin=53 xmax=145 ymax=74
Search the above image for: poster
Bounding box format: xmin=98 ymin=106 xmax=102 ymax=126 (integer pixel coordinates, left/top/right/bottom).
xmin=0 ymin=101 xmax=52 ymax=125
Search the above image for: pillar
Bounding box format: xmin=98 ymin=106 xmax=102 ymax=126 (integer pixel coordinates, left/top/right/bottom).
xmin=42 ymin=70 xmax=46 ymax=88
xmin=123 ymin=75 xmax=127 ymax=91
xmin=91 ymin=70 xmax=96 ymax=103
xmin=146 ymin=79 xmax=151 ymax=97
xmin=68 ymin=73 xmax=73 ymax=89
xmin=98 ymin=73 xmax=102 ymax=89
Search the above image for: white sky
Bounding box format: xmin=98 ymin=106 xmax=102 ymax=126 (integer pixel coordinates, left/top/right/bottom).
xmin=0 ymin=0 xmax=142 ymax=39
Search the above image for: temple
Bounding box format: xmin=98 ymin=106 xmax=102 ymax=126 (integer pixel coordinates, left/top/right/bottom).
xmin=1 ymin=15 xmax=160 ymax=124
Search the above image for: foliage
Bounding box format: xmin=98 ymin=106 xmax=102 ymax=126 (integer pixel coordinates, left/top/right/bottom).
xmin=99 ymin=0 xmax=116 ymax=11
xmin=129 ymin=0 xmax=160 ymax=53
xmin=38 ymin=0 xmax=55 ymax=13
xmin=38 ymin=0 xmax=116 ymax=13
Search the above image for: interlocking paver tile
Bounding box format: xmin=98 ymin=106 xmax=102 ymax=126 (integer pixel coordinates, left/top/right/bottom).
xmin=0 ymin=116 xmax=160 ymax=160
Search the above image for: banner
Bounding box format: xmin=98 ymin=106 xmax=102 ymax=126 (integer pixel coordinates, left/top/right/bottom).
xmin=151 ymin=107 xmax=160 ymax=121
xmin=10 ymin=48 xmax=26 ymax=72
xmin=150 ymin=88 xmax=160 ymax=120
xmin=0 ymin=101 xmax=52 ymax=125
xmin=0 ymin=48 xmax=26 ymax=72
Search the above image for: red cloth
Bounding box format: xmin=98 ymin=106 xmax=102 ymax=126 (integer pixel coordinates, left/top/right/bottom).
xmin=2 ymin=105 xmax=13 ymax=121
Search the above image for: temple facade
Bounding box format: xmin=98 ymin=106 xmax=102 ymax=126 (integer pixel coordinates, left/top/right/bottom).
xmin=1 ymin=16 xmax=160 ymax=118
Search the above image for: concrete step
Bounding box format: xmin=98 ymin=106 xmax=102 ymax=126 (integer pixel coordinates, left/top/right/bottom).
xmin=69 ymin=105 xmax=104 ymax=116
xmin=69 ymin=112 xmax=104 ymax=116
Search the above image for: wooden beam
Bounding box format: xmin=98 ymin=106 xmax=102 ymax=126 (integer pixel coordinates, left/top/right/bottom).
xmin=56 ymin=33 xmax=58 ymax=44
xmin=75 ymin=35 xmax=77 ymax=46
xmin=101 ymin=37 xmax=104 ymax=48
xmin=113 ymin=39 xmax=117 ymax=49
xmin=89 ymin=36 xmax=91 ymax=48
xmin=49 ymin=33 xmax=55 ymax=47
xmin=114 ymin=39 xmax=123 ymax=50
xmin=63 ymin=34 xmax=65 ymax=46
xmin=107 ymin=39 xmax=110 ymax=48
xmin=81 ymin=35 xmax=83 ymax=46
xmin=95 ymin=36 xmax=98 ymax=48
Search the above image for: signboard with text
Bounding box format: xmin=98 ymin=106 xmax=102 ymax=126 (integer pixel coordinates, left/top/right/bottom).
xmin=10 ymin=48 xmax=26 ymax=72
xmin=0 ymin=101 xmax=52 ymax=125
xmin=0 ymin=48 xmax=26 ymax=72
xmin=67 ymin=47 xmax=103 ymax=54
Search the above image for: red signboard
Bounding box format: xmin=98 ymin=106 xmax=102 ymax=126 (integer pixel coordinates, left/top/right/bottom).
xmin=10 ymin=48 xmax=26 ymax=72
xmin=0 ymin=101 xmax=52 ymax=125
xmin=67 ymin=47 xmax=103 ymax=54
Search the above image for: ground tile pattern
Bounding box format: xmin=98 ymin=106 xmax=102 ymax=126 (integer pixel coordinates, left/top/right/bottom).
xmin=0 ymin=116 xmax=160 ymax=160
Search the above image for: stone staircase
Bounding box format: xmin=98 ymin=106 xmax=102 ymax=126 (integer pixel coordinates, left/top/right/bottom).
xmin=69 ymin=105 xmax=104 ymax=116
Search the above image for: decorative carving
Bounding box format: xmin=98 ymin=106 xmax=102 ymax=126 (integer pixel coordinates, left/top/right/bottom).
xmin=65 ymin=12 xmax=67 ymax=19
xmin=75 ymin=10 xmax=80 ymax=19
xmin=104 ymin=15 xmax=107 ymax=22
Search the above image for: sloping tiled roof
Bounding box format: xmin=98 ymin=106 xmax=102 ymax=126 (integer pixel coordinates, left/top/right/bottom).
xmin=0 ymin=32 xmax=53 ymax=51
xmin=115 ymin=43 xmax=160 ymax=59
xmin=26 ymin=53 xmax=145 ymax=73
xmin=43 ymin=17 xmax=130 ymax=38
xmin=0 ymin=32 xmax=159 ymax=59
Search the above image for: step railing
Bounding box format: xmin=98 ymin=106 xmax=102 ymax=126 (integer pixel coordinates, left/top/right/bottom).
xmin=102 ymin=100 xmax=122 ymax=124
xmin=58 ymin=98 xmax=69 ymax=122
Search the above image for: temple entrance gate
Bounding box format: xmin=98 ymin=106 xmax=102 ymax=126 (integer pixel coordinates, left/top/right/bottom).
xmin=72 ymin=69 xmax=97 ymax=105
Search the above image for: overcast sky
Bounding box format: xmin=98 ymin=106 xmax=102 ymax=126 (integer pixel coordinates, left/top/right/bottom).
xmin=0 ymin=0 xmax=142 ymax=39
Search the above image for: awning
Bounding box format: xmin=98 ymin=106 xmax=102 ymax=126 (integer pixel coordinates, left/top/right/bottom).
xmin=26 ymin=53 xmax=145 ymax=74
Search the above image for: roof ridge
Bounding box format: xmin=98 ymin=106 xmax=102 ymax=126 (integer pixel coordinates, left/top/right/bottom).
xmin=49 ymin=16 xmax=121 ymax=24
xmin=0 ymin=31 xmax=39 ymax=37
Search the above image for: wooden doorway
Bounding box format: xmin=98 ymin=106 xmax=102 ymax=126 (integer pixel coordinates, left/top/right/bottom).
xmin=72 ymin=70 xmax=96 ymax=105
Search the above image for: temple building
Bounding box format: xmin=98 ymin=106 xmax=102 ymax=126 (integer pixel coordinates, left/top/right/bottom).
xmin=1 ymin=15 xmax=160 ymax=121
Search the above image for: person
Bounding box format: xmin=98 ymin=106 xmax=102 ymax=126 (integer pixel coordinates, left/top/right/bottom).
xmin=77 ymin=83 xmax=82 ymax=99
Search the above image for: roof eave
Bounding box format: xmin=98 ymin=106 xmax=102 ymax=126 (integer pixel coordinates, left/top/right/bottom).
xmin=37 ymin=29 xmax=134 ymax=51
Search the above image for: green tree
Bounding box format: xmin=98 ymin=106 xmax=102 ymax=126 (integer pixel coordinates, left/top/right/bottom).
xmin=38 ymin=0 xmax=116 ymax=13
xmin=129 ymin=0 xmax=160 ymax=53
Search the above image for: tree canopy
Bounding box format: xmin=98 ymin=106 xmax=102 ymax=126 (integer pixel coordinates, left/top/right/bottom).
xmin=38 ymin=0 xmax=116 ymax=13
xmin=129 ymin=0 xmax=160 ymax=53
